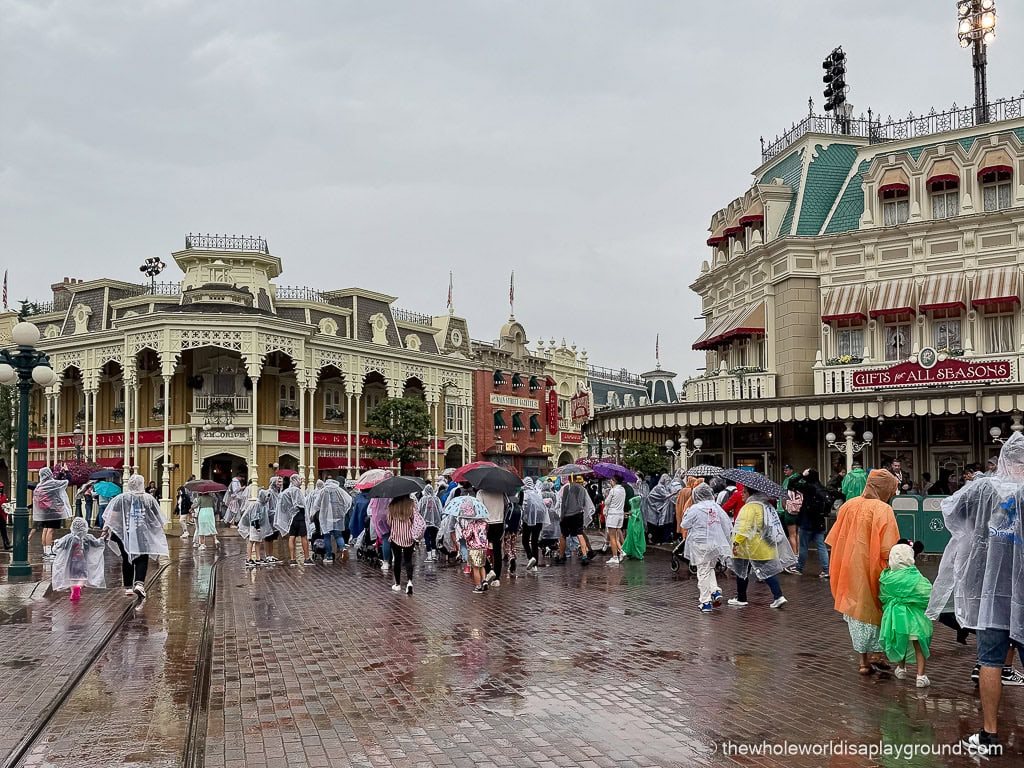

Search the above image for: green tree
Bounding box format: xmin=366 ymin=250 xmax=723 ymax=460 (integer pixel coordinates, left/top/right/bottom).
xmin=16 ymin=299 xmax=40 ymax=320
xmin=621 ymin=439 xmax=668 ymax=478
xmin=365 ymin=397 xmax=431 ymax=470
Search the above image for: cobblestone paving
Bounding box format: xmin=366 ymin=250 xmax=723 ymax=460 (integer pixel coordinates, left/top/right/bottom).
xmin=203 ymin=543 xmax=1023 ymax=768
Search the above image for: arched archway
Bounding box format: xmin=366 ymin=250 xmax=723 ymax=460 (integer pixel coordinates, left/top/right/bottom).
xmin=201 ymin=452 xmax=249 ymax=484
xmin=557 ymin=451 xmax=574 ymax=467
xmin=445 ymin=444 xmax=464 ymax=469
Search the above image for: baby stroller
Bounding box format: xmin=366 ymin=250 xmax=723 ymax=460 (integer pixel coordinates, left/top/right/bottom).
xmin=669 ymin=539 xmax=697 ymax=576
xmin=308 ymin=510 xmax=327 ymax=563
xmin=354 ymin=528 xmax=382 ymax=567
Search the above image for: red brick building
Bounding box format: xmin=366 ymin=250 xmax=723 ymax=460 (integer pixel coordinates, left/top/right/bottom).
xmin=470 ymin=318 xmax=554 ymax=476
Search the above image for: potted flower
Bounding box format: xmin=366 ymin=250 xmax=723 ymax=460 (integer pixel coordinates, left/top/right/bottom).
xmin=325 ymin=407 xmax=345 ymax=421
xmin=280 ymin=404 xmax=300 ymax=419
xmin=112 ymin=405 xmax=125 ymax=422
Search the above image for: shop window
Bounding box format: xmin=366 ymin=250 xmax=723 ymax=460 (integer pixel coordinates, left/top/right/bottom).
xmin=933 ymin=318 xmax=962 ymax=351
xmin=981 ymin=170 xmax=1012 ymax=212
xmin=511 ymin=412 xmax=525 ymax=432
xmin=884 ymin=323 xmax=911 ymax=361
xmin=983 ymin=312 xmax=1015 ymax=354
xmin=511 ymin=373 xmax=523 ymax=390
xmin=837 ymin=327 xmax=864 ymax=358
xmin=930 ymin=179 xmax=959 ymax=219
xmin=881 ymin=188 xmax=909 ymax=226
xmin=363 ymin=383 xmax=387 ymax=415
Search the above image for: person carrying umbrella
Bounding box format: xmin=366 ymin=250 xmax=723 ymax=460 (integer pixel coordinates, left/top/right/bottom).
xmin=451 ymin=496 xmax=491 ymax=593
xmin=102 ymin=474 xmax=169 ymax=600
xmin=726 ymin=470 xmax=795 ymax=609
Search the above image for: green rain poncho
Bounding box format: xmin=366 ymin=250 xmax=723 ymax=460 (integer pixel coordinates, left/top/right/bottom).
xmin=622 ymin=496 xmax=647 ymax=560
xmin=841 ymin=467 xmax=868 ymax=501
xmin=879 ymin=561 xmax=934 ymax=663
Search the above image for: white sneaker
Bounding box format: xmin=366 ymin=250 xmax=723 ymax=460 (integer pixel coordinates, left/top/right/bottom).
xmin=491 ymin=579 xmax=500 ymax=587
xmin=391 ymin=584 xmax=402 ymax=593
xmin=179 ymin=532 xmax=190 ymax=539
xmin=199 ymin=544 xmax=207 ymax=551
xmin=770 ymin=596 xmax=788 ymax=609
xmin=485 ymin=570 xmax=497 ymax=583
xmin=727 ymin=598 xmax=748 ymax=607
xmin=606 ymin=556 xmax=620 ymax=566
xmin=124 ymin=588 xmax=135 ymax=596
xmin=916 ymin=674 xmax=930 ymax=688
xmin=894 ymin=666 xmax=907 ymax=680
xmin=381 ymin=562 xmax=390 ymax=572
xmin=526 ymin=557 xmax=537 ymax=570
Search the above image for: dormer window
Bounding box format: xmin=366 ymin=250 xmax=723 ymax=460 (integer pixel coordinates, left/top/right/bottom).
xmin=880 ymin=186 xmax=909 ymax=226
xmin=981 ymin=168 xmax=1012 ymax=212
xmin=930 ymin=179 xmax=959 ymax=219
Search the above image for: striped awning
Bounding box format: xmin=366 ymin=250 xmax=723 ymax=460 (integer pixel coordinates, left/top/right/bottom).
xmin=973 ymin=267 xmax=1020 ymax=308
xmin=822 ymin=283 xmax=866 ymax=322
xmin=869 ymin=279 xmax=915 ymax=318
xmin=926 ymin=158 xmax=960 ymax=187
xmin=693 ymin=304 xmax=764 ymax=350
xmin=920 ymin=273 xmax=965 ymax=311
xmin=878 ymin=167 xmax=910 ymax=195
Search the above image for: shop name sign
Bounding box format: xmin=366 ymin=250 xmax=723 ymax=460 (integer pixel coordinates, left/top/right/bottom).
xmin=201 ymin=428 xmax=249 ymax=441
xmin=570 ymin=391 xmax=591 ymax=423
xmin=489 ymin=393 xmax=538 ymax=410
xmin=852 ymin=351 xmax=1012 ymax=389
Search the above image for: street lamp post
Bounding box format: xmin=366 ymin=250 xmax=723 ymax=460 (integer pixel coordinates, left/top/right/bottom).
xmin=664 ymin=436 xmax=703 ymax=473
xmin=825 ymin=421 xmax=873 ymax=473
xmin=957 ymin=0 xmax=997 ymax=125
xmin=0 ymin=321 xmax=59 ymax=578
xmin=72 ymin=423 xmax=85 ymax=463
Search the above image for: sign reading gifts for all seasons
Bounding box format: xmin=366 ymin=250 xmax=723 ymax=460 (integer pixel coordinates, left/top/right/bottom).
xmin=852 ymin=349 xmax=1012 ymax=389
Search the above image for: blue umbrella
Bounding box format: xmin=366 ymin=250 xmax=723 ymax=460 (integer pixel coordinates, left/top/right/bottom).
xmin=92 ymin=481 xmax=121 ymax=498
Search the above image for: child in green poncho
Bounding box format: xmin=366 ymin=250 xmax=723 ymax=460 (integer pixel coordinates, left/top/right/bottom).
xmin=879 ymin=540 xmax=933 ymax=688
xmin=622 ymin=496 xmax=646 ymax=560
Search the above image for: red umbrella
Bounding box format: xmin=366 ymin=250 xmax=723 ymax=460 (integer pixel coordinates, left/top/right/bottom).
xmin=275 ymin=469 xmax=298 ymax=477
xmin=185 ymin=480 xmax=228 ymax=493
xmin=452 ymin=461 xmax=497 ymax=483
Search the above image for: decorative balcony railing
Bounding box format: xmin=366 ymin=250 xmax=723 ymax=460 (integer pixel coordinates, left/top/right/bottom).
xmin=193 ymin=394 xmax=251 ymax=413
xmin=587 ymin=364 xmax=643 ymax=386
xmin=184 ymin=233 xmax=270 ymax=253
xmin=392 ymin=308 xmax=433 ymax=326
xmin=762 ymin=93 xmax=1024 ymax=163
xmin=684 ymin=372 xmax=777 ymax=402
xmin=558 ymin=417 xmax=576 ymax=432
xmin=275 ymin=286 xmax=328 ymax=303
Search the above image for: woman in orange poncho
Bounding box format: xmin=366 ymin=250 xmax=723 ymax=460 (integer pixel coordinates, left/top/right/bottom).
xmin=675 ymin=477 xmax=702 ymax=534
xmin=824 ymin=469 xmax=900 ymax=675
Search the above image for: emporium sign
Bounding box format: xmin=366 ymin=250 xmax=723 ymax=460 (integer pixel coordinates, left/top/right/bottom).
xmin=277 ymin=430 xmax=445 ymax=450
xmin=852 ymin=350 xmax=1012 ymax=389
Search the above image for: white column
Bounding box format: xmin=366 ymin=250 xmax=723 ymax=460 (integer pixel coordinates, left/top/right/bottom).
xmin=298 ymin=384 xmax=306 ymax=487
xmin=345 ymin=392 xmax=353 ymax=477
xmin=354 ymin=393 xmax=362 ymax=473
xmin=161 ymin=375 xmax=172 ymax=502
xmin=83 ymin=386 xmax=92 ymax=461
xmin=843 ymin=420 xmax=855 ymax=474
xmin=308 ymin=386 xmax=316 ymax=484
xmin=122 ymin=379 xmax=131 ymax=484
xmin=132 ymin=384 xmax=140 ymax=473
xmin=90 ymin=389 xmax=98 ymax=459
xmin=45 ymin=392 xmax=53 ymax=468
xmin=249 ymin=376 xmax=260 ymax=499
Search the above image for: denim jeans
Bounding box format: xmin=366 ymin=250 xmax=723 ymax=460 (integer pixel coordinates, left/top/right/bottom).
xmin=322 ymin=530 xmax=346 ymax=558
xmin=97 ymin=502 xmax=108 ymax=529
xmin=735 ymin=571 xmax=783 ymax=602
xmin=380 ymin=532 xmax=391 ymax=563
xmin=797 ymin=528 xmax=830 ymax=574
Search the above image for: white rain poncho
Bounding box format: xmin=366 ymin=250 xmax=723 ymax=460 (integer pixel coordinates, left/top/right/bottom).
xmin=521 ymin=478 xmax=549 ymax=527
xmin=238 ymin=490 xmax=272 ymax=543
xmin=223 ymin=478 xmax=248 ymax=524
xmin=926 ymin=432 xmax=1024 ymax=644
xmin=641 ymin=474 xmax=680 ymax=527
xmin=51 ymin=517 xmax=106 ymax=591
xmin=274 ymin=474 xmax=305 ymax=535
xmin=103 ymin=474 xmax=169 ymax=559
xmin=305 ymin=480 xmax=325 ymax=533
xmin=417 ymin=485 xmax=443 ymax=528
xmin=317 ymin=480 xmax=352 ymax=534
xmin=32 ymin=467 xmax=72 ymax=522
xmin=730 ymin=493 xmax=798 ymax=580
xmin=540 ymin=481 xmax=560 ymax=540
xmin=679 ymin=484 xmax=734 ymax=567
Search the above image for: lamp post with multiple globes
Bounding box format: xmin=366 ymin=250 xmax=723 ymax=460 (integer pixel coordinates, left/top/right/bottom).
xmin=0 ymin=321 xmax=59 ymax=578
xmin=957 ymin=0 xmax=997 ymax=125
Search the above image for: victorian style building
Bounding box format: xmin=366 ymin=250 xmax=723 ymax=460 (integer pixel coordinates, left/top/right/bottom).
xmin=587 ymin=95 xmax=1024 ymax=491
xmin=22 ymin=235 xmax=476 ymax=504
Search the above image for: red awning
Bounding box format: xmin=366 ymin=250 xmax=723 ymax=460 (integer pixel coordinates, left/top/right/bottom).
xmin=360 ymin=458 xmax=392 ymax=470
xmin=878 ymin=183 xmax=910 ymax=195
xmin=870 ymin=279 xmax=915 ymax=318
xmin=926 ymin=158 xmax=960 ymax=188
xmin=973 ymin=267 xmax=1020 ymax=308
xmin=28 ymin=460 xmax=45 ymax=470
xmin=822 ymin=283 xmax=866 ymax=322
xmin=693 ymin=304 xmax=765 ymax=349
xmin=739 ymin=213 xmax=764 ymax=225
xmin=723 ymin=225 xmax=744 ymax=237
xmin=96 ymin=457 xmax=125 ymax=469
xmin=706 ymin=234 xmax=727 ymax=246
xmin=920 ymin=273 xmax=965 ymax=312
xmin=978 ymin=164 xmax=1013 ymax=178
xmin=317 ymin=456 xmax=348 ymax=470
xmin=275 ymin=469 xmax=297 ymax=477
xmin=402 ymin=461 xmax=429 ymax=471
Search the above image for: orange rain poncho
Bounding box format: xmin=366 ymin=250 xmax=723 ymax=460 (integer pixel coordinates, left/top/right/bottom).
xmin=824 ymin=470 xmax=900 ymax=626
xmin=675 ymin=477 xmax=702 ymax=531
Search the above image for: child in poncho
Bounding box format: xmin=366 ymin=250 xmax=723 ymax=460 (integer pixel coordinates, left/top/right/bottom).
xmin=679 ymin=484 xmax=732 ymax=612
xmin=52 ymin=517 xmax=106 ymax=601
xmin=621 ymin=495 xmax=646 ymax=560
xmin=238 ymin=490 xmax=271 ymax=567
xmin=880 ymin=540 xmax=933 ymax=688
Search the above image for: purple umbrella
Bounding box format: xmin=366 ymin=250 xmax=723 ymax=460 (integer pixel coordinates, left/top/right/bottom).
xmin=592 ymin=462 xmax=638 ymax=483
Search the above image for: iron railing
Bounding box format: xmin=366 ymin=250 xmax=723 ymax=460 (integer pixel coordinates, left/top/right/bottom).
xmin=392 ymin=308 xmax=433 ymax=326
xmin=120 ymin=282 xmax=182 ymax=297
xmin=184 ymin=233 xmax=269 ymax=253
xmin=587 ymin=364 xmax=643 ymax=386
xmin=275 ymin=286 xmax=328 ymax=303
xmin=761 ymin=92 xmax=1024 ymax=163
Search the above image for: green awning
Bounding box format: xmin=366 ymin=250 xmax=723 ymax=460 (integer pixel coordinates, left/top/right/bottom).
xmin=512 ymin=412 xmax=525 ymax=431
xmin=529 ymin=375 xmax=539 ymax=392
xmin=529 ymin=414 xmax=541 ymax=433
xmin=493 ymin=410 xmax=506 ymax=429
xmin=511 ymin=373 xmax=523 ymax=389
xmin=493 ymin=369 xmax=505 ymax=386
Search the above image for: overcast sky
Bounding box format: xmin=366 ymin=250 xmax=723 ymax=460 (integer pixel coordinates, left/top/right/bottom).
xmin=2 ymin=1 xmax=1021 ymax=378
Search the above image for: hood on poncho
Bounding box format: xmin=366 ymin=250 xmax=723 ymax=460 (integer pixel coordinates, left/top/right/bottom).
xmin=40 ymin=467 xmax=54 ymax=482
xmin=863 ymin=470 xmax=898 ymax=502
xmin=70 ymin=516 xmax=89 ymax=537
xmin=126 ymin=474 xmax=146 ymax=494
xmin=523 ymin=477 xmax=536 ymax=491
xmin=887 ymin=543 xmax=916 ymax=570
xmin=692 ymin=483 xmax=715 ymax=504
xmin=289 ymin=474 xmax=301 ymax=489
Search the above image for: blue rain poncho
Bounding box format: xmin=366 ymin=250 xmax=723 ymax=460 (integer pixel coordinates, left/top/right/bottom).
xmin=51 ymin=517 xmax=106 ymax=591
xmin=32 ymin=467 xmax=72 ymax=522
xmin=103 ymin=474 xmax=169 ymax=559
xmin=274 ymin=474 xmax=305 ymax=535
xmin=926 ymin=432 xmax=1024 ymax=645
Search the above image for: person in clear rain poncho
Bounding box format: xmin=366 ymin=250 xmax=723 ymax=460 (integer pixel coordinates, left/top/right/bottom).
xmin=305 ymin=479 xmax=325 ymax=540
xmin=223 ymin=477 xmax=248 ymax=526
xmin=729 ymin=488 xmax=795 ymax=609
xmin=274 ymin=474 xmax=308 ymax=566
xmin=520 ymin=478 xmax=548 ymax=572
xmin=316 ymin=479 xmax=352 ymax=564
xmin=680 ymin=483 xmax=733 ymax=612
xmin=102 ymin=474 xmax=168 ymax=600
xmin=418 ymin=485 xmax=443 ymax=562
xmin=52 ymin=516 xmax=106 ymax=601
xmin=926 ymin=432 xmax=1024 ymax=755
xmin=33 ymin=466 xmax=72 ymax=560
xmin=556 ymin=479 xmax=593 ymax=565
xmin=641 ymin=473 xmax=681 ymax=544
xmin=261 ymin=476 xmax=284 ymax=563
xmin=238 ymin=489 xmax=271 ymax=566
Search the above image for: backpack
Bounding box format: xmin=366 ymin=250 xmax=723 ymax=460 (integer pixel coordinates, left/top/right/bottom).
xmin=784 ymin=489 xmax=803 ymax=514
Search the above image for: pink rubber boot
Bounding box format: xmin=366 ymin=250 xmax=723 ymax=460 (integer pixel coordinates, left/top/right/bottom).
xmin=70 ymin=585 xmax=82 ymax=601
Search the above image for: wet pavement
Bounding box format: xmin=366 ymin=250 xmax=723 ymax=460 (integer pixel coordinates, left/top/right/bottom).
xmin=2 ymin=533 xmax=1022 ymax=767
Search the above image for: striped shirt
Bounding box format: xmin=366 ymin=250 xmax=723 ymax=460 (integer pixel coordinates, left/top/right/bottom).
xmin=388 ymin=514 xmax=416 ymax=547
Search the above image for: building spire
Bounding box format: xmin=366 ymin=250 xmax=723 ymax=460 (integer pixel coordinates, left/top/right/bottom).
xmin=509 ymin=270 xmax=515 ymax=320
xmin=656 ymin=333 xmax=661 ymax=369
xmin=447 ymin=271 xmax=454 ymax=315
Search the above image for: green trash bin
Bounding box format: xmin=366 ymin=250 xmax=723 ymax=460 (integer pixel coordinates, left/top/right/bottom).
xmin=919 ymin=496 xmax=951 ymax=554
xmin=891 ymin=495 xmax=920 ymax=544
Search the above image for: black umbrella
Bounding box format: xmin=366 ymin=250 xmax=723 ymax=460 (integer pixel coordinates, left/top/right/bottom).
xmin=721 ymin=468 xmax=785 ymax=500
xmin=88 ymin=469 xmax=122 ymax=480
xmin=462 ymin=466 xmax=522 ymax=494
xmin=366 ymin=475 xmax=426 ymax=499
